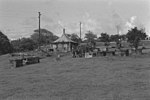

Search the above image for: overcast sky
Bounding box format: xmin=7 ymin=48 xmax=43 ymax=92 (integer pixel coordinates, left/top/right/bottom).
xmin=0 ymin=0 xmax=150 ymax=40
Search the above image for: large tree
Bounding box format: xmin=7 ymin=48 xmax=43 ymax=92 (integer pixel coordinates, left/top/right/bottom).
xmin=11 ymin=38 xmax=37 ymax=52
xmin=85 ymin=31 xmax=97 ymax=42
xmin=31 ymin=29 xmax=58 ymax=45
xmin=66 ymin=33 xmax=82 ymax=43
xmin=98 ymin=32 xmax=110 ymax=46
xmin=84 ymin=31 xmax=97 ymax=48
xmin=126 ymin=27 xmax=147 ymax=50
xmin=99 ymin=33 xmax=110 ymax=42
xmin=110 ymin=34 xmax=120 ymax=42
xmin=0 ymin=31 xmax=13 ymax=54
xmin=71 ymin=33 xmax=82 ymax=43
xmin=109 ymin=34 xmax=127 ymax=48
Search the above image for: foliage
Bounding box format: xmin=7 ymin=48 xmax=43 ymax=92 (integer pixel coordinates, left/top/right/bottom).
xmin=99 ymin=33 xmax=110 ymax=42
xmin=11 ymin=38 xmax=37 ymax=52
xmin=11 ymin=39 xmax=21 ymax=52
xmin=110 ymin=34 xmax=120 ymax=42
xmin=31 ymin=29 xmax=58 ymax=45
xmin=85 ymin=31 xmax=97 ymax=42
xmin=109 ymin=34 xmax=126 ymax=48
xmin=66 ymin=33 xmax=81 ymax=43
xmin=84 ymin=31 xmax=97 ymax=48
xmin=119 ymin=34 xmax=127 ymax=41
xmin=0 ymin=31 xmax=13 ymax=54
xmin=99 ymin=32 xmax=127 ymax=43
xmin=34 ymin=29 xmax=53 ymax=34
xmin=70 ymin=33 xmax=81 ymax=43
xmin=126 ymin=27 xmax=147 ymax=49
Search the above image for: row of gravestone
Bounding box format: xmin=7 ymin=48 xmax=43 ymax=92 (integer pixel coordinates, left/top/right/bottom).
xmin=9 ymin=56 xmax=40 ymax=68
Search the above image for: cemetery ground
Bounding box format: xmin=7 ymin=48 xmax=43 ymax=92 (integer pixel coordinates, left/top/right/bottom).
xmin=0 ymin=54 xmax=150 ymax=100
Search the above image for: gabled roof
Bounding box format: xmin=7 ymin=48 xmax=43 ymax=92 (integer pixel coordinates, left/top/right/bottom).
xmin=54 ymin=33 xmax=76 ymax=43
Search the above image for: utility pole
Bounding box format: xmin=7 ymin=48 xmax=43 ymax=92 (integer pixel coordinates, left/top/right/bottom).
xmin=38 ymin=12 xmax=41 ymax=49
xmin=80 ymin=22 xmax=82 ymax=40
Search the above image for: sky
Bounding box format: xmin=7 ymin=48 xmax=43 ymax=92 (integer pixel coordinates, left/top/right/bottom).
xmin=0 ymin=0 xmax=150 ymax=40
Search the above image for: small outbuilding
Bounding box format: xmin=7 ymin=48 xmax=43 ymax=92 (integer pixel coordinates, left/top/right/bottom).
xmin=53 ymin=29 xmax=77 ymax=52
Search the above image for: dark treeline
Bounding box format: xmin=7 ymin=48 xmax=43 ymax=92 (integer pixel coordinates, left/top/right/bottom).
xmin=0 ymin=31 xmax=13 ymax=55
xmin=84 ymin=27 xmax=147 ymax=51
xmin=0 ymin=27 xmax=148 ymax=55
xmin=11 ymin=29 xmax=59 ymax=52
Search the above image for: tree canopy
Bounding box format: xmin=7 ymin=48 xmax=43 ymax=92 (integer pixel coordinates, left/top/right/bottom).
xmin=70 ymin=33 xmax=81 ymax=43
xmin=99 ymin=33 xmax=110 ymax=42
xmin=0 ymin=31 xmax=13 ymax=54
xmin=84 ymin=31 xmax=97 ymax=48
xmin=66 ymin=33 xmax=81 ymax=43
xmin=126 ymin=27 xmax=147 ymax=49
xmin=11 ymin=29 xmax=58 ymax=52
xmin=31 ymin=29 xmax=58 ymax=45
xmin=11 ymin=38 xmax=37 ymax=52
xmin=84 ymin=31 xmax=97 ymax=42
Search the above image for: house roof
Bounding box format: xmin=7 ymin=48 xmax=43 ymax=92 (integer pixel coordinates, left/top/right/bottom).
xmin=54 ymin=33 xmax=76 ymax=43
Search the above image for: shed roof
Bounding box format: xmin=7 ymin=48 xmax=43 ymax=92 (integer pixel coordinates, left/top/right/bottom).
xmin=54 ymin=33 xmax=76 ymax=43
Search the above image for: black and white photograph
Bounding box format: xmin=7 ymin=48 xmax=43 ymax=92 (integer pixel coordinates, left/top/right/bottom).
xmin=0 ymin=0 xmax=150 ymax=99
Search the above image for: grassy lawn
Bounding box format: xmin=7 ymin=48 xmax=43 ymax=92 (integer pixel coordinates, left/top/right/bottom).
xmin=0 ymin=54 xmax=150 ymax=100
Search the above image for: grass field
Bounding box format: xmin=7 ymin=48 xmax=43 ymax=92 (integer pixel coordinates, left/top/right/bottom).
xmin=0 ymin=54 xmax=150 ymax=100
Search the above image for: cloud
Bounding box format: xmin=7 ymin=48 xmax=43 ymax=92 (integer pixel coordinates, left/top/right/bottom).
xmin=42 ymin=16 xmax=54 ymax=23
xmin=21 ymin=17 xmax=37 ymax=28
xmin=125 ymin=16 xmax=137 ymax=29
xmin=3 ymin=27 xmax=32 ymax=40
xmin=58 ymin=20 xmax=65 ymax=29
xmin=41 ymin=12 xmax=102 ymax=38
xmin=130 ymin=16 xmax=137 ymax=23
xmin=112 ymin=10 xmax=124 ymax=34
xmin=81 ymin=12 xmax=102 ymax=35
xmin=105 ymin=0 xmax=113 ymax=7
xmin=44 ymin=12 xmax=102 ymax=38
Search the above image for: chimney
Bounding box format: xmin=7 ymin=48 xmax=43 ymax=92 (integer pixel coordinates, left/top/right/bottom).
xmin=63 ymin=28 xmax=65 ymax=34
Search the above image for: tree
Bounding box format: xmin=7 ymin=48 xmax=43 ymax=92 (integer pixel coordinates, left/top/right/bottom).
xmin=11 ymin=39 xmax=22 ymax=52
xmin=126 ymin=27 xmax=147 ymax=50
xmin=65 ymin=33 xmax=81 ymax=44
xmin=70 ymin=33 xmax=81 ymax=43
xmin=110 ymin=34 xmax=120 ymax=42
xmin=20 ymin=38 xmax=37 ymax=51
xmin=31 ymin=29 xmax=58 ymax=45
xmin=120 ymin=34 xmax=127 ymax=41
xmin=99 ymin=33 xmax=110 ymax=42
xmin=11 ymin=38 xmax=37 ymax=52
xmin=0 ymin=31 xmax=13 ymax=54
xmin=84 ymin=31 xmax=97 ymax=48
xmin=98 ymin=32 xmax=110 ymax=46
xmin=85 ymin=31 xmax=97 ymax=42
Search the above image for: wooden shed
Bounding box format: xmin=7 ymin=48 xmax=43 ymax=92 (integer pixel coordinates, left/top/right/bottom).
xmin=53 ymin=29 xmax=77 ymax=52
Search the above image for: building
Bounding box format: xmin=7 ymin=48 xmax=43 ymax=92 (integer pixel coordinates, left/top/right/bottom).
xmin=53 ymin=29 xmax=77 ymax=52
